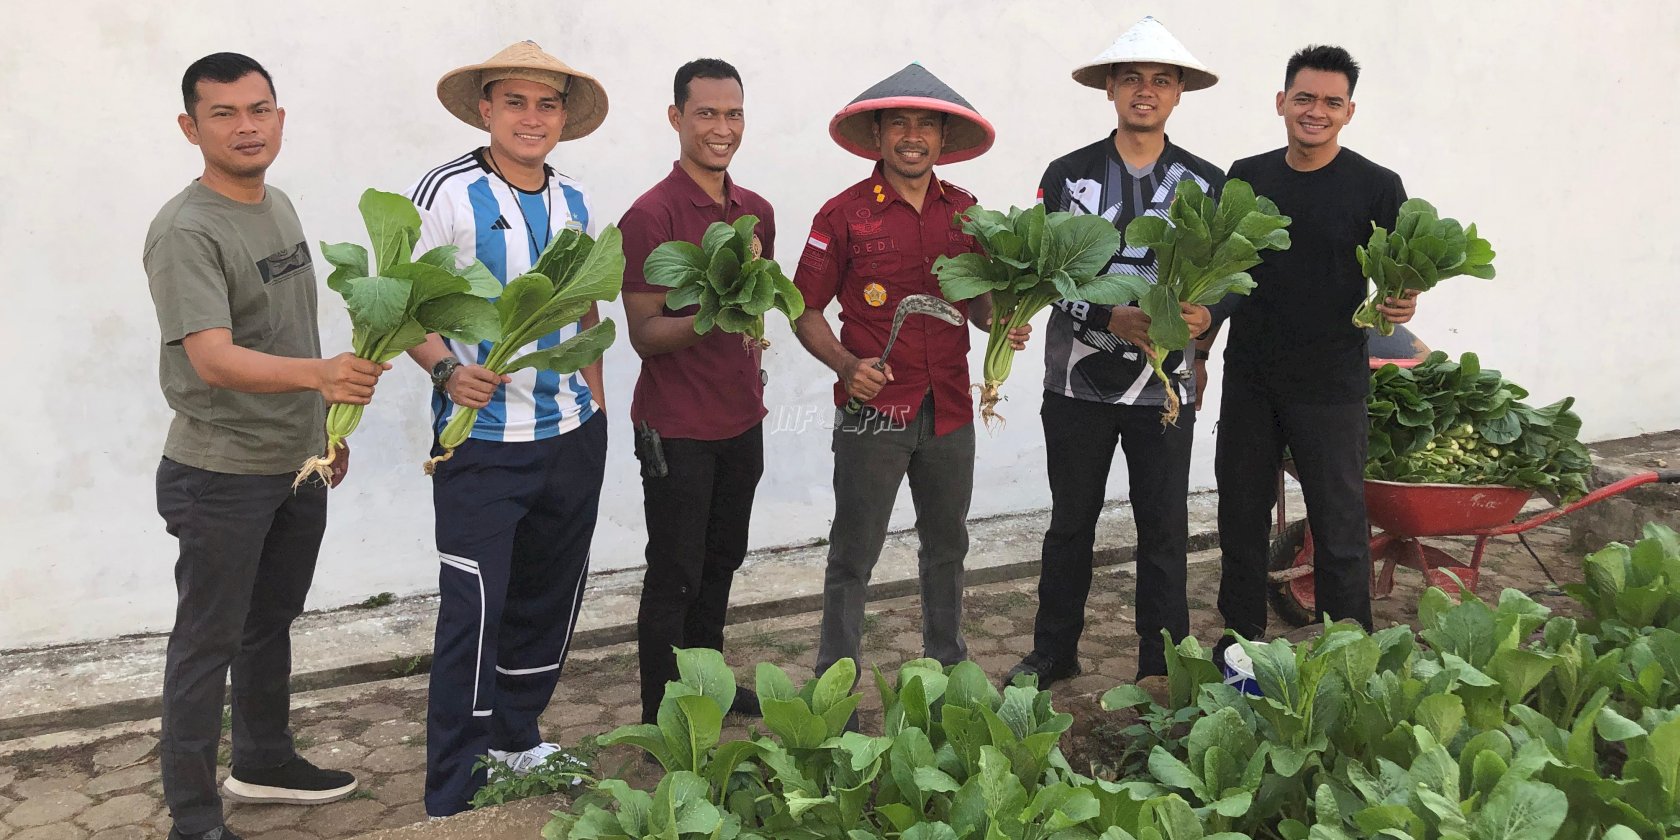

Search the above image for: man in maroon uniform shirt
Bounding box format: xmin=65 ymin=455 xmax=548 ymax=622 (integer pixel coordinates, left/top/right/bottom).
xmin=619 ymin=59 xmax=773 ymax=725
xmin=792 ymin=63 xmax=1027 ymax=686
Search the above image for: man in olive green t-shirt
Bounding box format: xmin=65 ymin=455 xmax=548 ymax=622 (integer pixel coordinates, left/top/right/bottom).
xmin=143 ymin=53 xmax=385 ymax=840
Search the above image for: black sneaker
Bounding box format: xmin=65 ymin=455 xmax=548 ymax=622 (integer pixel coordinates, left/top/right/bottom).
xmin=169 ymin=827 xmax=244 ymax=840
xmin=223 ymin=756 xmax=357 ymax=805
xmin=1003 ymin=651 xmax=1082 ymax=688
xmin=729 ymin=687 xmax=762 ymax=717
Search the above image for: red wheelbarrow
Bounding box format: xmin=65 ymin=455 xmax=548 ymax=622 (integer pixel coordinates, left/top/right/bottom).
xmin=1267 ymin=469 xmax=1680 ymax=626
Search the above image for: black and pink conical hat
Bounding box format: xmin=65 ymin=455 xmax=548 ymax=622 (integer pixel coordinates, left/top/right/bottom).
xmin=828 ymin=63 xmax=995 ymax=165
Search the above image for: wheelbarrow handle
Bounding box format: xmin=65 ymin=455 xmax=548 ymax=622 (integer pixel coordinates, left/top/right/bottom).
xmin=1481 ymin=470 xmax=1678 ymax=536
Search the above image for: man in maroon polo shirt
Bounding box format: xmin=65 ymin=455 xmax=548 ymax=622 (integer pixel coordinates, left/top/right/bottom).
xmin=793 ymin=63 xmax=1027 ymax=681
xmin=620 ymin=59 xmax=772 ymax=725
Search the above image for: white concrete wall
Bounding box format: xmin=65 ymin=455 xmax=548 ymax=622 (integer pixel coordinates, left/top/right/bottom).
xmin=3 ymin=0 xmax=1677 ymax=648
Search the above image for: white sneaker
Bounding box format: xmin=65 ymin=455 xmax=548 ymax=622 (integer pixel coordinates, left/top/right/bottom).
xmin=485 ymin=742 xmax=585 ymax=785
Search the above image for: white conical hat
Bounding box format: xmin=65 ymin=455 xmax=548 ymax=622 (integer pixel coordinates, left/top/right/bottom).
xmin=1072 ymin=16 xmax=1218 ymax=92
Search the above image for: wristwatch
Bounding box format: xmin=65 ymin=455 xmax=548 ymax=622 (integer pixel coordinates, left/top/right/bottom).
xmin=430 ymin=357 xmax=462 ymax=393
xmin=1194 ymin=349 xmax=1211 ymax=362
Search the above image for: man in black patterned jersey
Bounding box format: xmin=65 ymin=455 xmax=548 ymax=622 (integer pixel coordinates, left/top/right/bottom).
xmin=1008 ymin=17 xmax=1234 ymax=686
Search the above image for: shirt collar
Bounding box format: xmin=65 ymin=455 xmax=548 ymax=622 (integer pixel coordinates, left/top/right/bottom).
xmin=669 ymin=161 xmax=740 ymax=209
xmin=868 ymin=161 xmax=945 ymax=209
xmin=1102 ymin=131 xmax=1179 ymax=173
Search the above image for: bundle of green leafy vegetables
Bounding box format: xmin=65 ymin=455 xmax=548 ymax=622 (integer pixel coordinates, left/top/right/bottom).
xmin=642 ymin=215 xmax=804 ymax=349
xmin=1352 ymin=197 xmax=1496 ymax=335
xmin=293 ymin=189 xmax=501 ymax=488
xmin=932 ymin=203 xmax=1125 ymax=425
xmin=1367 ymin=351 xmax=1591 ymax=499
xmin=424 ymin=225 xmax=625 ymax=474
xmin=1119 ymin=179 xmax=1292 ymax=425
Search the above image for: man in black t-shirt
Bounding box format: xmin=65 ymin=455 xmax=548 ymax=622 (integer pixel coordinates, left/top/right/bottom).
xmin=1008 ymin=17 xmax=1231 ymax=686
xmin=1197 ymin=45 xmax=1418 ymax=647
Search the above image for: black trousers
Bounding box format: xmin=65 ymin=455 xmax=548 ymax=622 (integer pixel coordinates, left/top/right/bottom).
xmin=1215 ymin=376 xmax=1372 ymax=641
xmin=424 ymin=414 xmax=607 ymax=817
xmin=156 ymin=458 xmax=325 ymax=834
xmin=1035 ymin=391 xmax=1195 ymax=678
xmin=636 ymin=423 xmax=764 ymax=723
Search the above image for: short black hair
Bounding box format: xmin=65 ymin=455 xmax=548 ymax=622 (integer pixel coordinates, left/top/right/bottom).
xmin=1285 ymin=45 xmax=1360 ymax=95
xmin=673 ymin=59 xmax=742 ymax=110
xmin=182 ymin=52 xmax=275 ymax=116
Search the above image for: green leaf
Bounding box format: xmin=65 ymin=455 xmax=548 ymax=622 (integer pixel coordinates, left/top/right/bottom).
xmin=1101 ymin=684 xmax=1154 ymax=710
xmin=597 ymin=723 xmax=672 ymax=768
xmin=455 ymin=260 xmax=502 ymax=298
xmin=645 ymin=240 xmax=709 ymax=290
xmin=501 ymin=319 xmax=617 ymax=375
xmin=1140 ymin=285 xmax=1190 ymax=353
xmin=812 ymin=658 xmax=857 ymax=717
xmin=1471 ymin=779 xmax=1566 ymax=840
xmin=343 ymin=274 xmax=413 ymax=335
xmin=321 ymin=240 xmax=369 ymax=294
xmin=358 ymin=189 xmax=422 ymax=274
xmin=756 ymin=662 xmax=797 ymax=702
xmin=415 ymin=244 xmax=459 ymax=271
xmin=1596 ymin=707 xmax=1646 ymax=742
xmin=1040 ymin=213 xmax=1124 ymax=280
xmin=1414 ymin=693 xmax=1465 ymax=746
xmin=372 ymin=318 xmax=428 ymax=363
xmin=934 ymin=252 xmax=1003 ymax=301
xmin=666 ymin=282 xmax=704 ymax=310
xmin=387 ymin=260 xmax=469 ymax=305
xmin=902 ymin=823 xmax=959 ymax=840
xmin=761 ymin=697 xmax=827 ymax=749
xmin=945 ymin=660 xmax=1000 ymax=712
xmin=551 ymin=225 xmax=626 ymax=306
xmin=699 ymin=221 xmax=736 ymax=263
xmin=1147 ymin=746 xmax=1208 ymax=800
xmin=1125 ymin=215 xmax=1172 ymax=250
xmin=730 ymin=215 xmax=759 ymax=262
xmin=416 ymin=293 xmax=501 ymax=344
xmin=706 ymin=245 xmax=742 ymax=293
xmin=675 ymin=647 xmax=737 ymax=717
xmin=495 ymin=273 xmax=555 ymax=336
xmin=769 ymin=265 xmax=805 ymax=322
xmin=1077 ymin=273 xmax=1154 ymax=306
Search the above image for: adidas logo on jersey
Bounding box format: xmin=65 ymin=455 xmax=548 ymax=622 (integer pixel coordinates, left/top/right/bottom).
xmin=491 ymin=216 xmax=512 ymax=230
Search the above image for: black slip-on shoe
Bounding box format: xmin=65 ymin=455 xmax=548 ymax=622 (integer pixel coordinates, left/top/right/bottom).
xmin=223 ymin=756 xmax=357 ymax=805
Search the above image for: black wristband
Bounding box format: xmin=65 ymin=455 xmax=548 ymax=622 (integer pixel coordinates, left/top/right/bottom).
xmin=1194 ymin=349 xmax=1211 ymax=361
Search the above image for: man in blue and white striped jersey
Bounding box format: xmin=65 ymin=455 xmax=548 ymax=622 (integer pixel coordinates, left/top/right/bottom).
xmin=402 ymin=41 xmax=611 ymax=818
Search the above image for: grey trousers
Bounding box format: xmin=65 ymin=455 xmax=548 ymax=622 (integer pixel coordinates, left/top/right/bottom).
xmin=156 ymin=457 xmax=325 ymax=833
xmin=816 ymin=395 xmax=975 ymax=673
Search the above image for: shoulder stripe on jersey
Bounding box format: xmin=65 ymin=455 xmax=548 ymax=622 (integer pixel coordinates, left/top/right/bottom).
xmin=411 ymin=152 xmax=474 ymax=203
xmin=413 ymin=154 xmax=481 ymax=210
xmin=415 ymin=160 xmax=482 ymax=211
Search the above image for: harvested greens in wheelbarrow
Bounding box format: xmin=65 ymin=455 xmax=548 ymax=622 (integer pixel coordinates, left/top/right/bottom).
xmin=1367 ymin=351 xmax=1591 ymax=500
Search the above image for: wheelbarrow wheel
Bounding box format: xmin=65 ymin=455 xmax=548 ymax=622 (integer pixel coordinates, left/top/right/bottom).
xmin=1268 ymin=519 xmax=1318 ymax=627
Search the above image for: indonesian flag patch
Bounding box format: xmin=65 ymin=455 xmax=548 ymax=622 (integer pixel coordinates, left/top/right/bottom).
xmin=799 ymin=230 xmax=832 ymax=271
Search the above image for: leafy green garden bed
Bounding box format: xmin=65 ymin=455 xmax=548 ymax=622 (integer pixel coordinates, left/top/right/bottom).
xmin=541 ymin=524 xmax=1680 ymax=840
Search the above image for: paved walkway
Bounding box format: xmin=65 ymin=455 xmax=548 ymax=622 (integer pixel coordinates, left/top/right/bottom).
xmin=0 ymin=525 xmax=1582 ymax=839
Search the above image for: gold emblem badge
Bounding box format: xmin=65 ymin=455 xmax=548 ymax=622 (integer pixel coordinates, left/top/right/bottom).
xmin=750 ymin=233 xmax=763 ymax=259
xmin=863 ymin=283 xmax=887 ymax=307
